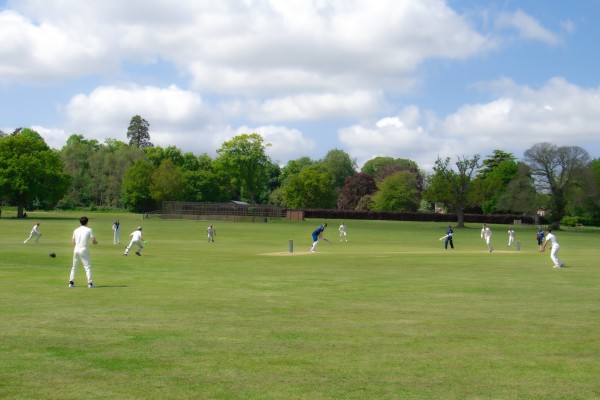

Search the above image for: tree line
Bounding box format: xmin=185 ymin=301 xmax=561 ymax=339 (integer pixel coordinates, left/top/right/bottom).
xmin=1 ymin=116 xmax=599 ymax=228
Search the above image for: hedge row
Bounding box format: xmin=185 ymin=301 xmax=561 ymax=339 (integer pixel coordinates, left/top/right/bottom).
xmin=298 ymin=209 xmax=539 ymax=225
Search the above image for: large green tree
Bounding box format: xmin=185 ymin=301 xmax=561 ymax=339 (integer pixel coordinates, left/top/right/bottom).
xmin=127 ymin=115 xmax=153 ymax=148
xmin=60 ymin=135 xmax=145 ymax=208
xmin=495 ymin=162 xmax=540 ymax=215
xmin=361 ymin=156 xmax=398 ymax=178
xmin=183 ymin=169 xmax=229 ymax=203
xmin=362 ymin=157 xmax=419 ymax=181
xmin=424 ymin=155 xmax=481 ymax=227
xmin=279 ymin=157 xmax=316 ymax=185
xmin=524 ymin=142 xmax=590 ymax=227
xmin=0 ymin=129 xmax=71 ymax=217
xmin=320 ymin=149 xmax=356 ymax=189
xmin=144 ymin=145 xmax=185 ymax=168
xmin=280 ymin=167 xmax=336 ymax=208
xmin=180 ymin=153 xmax=231 ymax=202
xmin=478 ymin=150 xmax=515 ymax=178
xmin=371 ymin=171 xmax=421 ymax=212
xmin=121 ymin=159 xmax=155 ymax=212
xmin=574 ymin=159 xmax=600 ymax=218
xmin=473 ymin=151 xmax=519 ymax=214
xmin=59 ymin=134 xmax=99 ymax=207
xmin=215 ymin=133 xmax=272 ymax=203
xmin=257 ymin=161 xmax=281 ymax=204
xmin=150 ymin=159 xmax=186 ymax=203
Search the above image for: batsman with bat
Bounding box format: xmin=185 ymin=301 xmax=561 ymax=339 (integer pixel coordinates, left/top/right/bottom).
xmin=442 ymin=225 xmax=454 ymax=250
xmin=310 ymin=223 xmax=328 ymax=253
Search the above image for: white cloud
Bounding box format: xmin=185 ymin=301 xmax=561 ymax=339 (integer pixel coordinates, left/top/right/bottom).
xmin=0 ymin=10 xmax=113 ymax=84
xmin=496 ymin=10 xmax=560 ymax=45
xmin=443 ymin=77 xmax=600 ymax=143
xmin=62 ymin=84 xmax=223 ymax=153
xmin=31 ymin=125 xmax=71 ymax=151
xmin=57 ymin=83 xmax=319 ymax=161
xmin=30 ymin=77 xmax=600 ymax=170
xmin=184 ymin=0 xmax=494 ymax=95
xmin=4 ymin=1 xmax=598 ymax=171
xmin=339 ymin=106 xmax=440 ymax=169
xmin=340 ymin=78 xmax=600 ymax=171
xmin=232 ymin=125 xmax=316 ymax=164
xmin=1 ymin=0 xmax=494 ymax=94
xmin=245 ymin=91 xmax=383 ymax=122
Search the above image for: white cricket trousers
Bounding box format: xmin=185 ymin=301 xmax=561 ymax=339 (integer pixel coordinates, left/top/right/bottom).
xmin=70 ymin=248 xmax=93 ymax=283
xmin=24 ymin=232 xmax=41 ymax=243
xmin=550 ymin=245 xmax=563 ymax=267
xmin=125 ymin=239 xmax=143 ymax=254
xmin=485 ymin=237 xmax=493 ymax=251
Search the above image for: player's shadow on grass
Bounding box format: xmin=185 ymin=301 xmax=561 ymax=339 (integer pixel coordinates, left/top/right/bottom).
xmin=93 ymin=285 xmax=129 ymax=288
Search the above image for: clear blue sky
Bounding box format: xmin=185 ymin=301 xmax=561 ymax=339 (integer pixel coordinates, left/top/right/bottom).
xmin=1 ymin=0 xmax=599 ymax=170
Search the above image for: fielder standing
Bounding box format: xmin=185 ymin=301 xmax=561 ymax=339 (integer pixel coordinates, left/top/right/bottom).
xmin=338 ymin=222 xmax=348 ymax=242
xmin=24 ymin=222 xmax=42 ymax=243
xmin=310 ymin=223 xmax=327 ymax=253
xmin=69 ymin=216 xmax=97 ymax=288
xmin=508 ymin=228 xmax=515 ymax=247
xmin=207 ymin=225 xmax=216 ymax=242
xmin=124 ymin=226 xmax=144 ymax=256
xmin=481 ymin=224 xmax=493 ymax=253
xmin=112 ymin=219 xmax=120 ymax=244
xmin=540 ymin=229 xmax=564 ymax=268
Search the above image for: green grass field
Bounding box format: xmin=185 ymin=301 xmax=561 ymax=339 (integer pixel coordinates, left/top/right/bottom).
xmin=1 ymin=211 xmax=599 ymax=399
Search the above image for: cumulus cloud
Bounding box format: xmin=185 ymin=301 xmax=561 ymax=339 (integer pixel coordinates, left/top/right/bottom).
xmin=1 ymin=0 xmax=493 ymax=93
xmin=341 ymin=78 xmax=600 ymax=171
xmin=0 ymin=10 xmax=113 ymax=84
xmin=339 ymin=106 xmax=440 ymax=169
xmin=185 ymin=0 xmax=494 ymax=95
xmin=227 ymin=91 xmax=384 ymax=122
xmin=62 ymin=84 xmax=224 ymax=153
xmin=444 ymin=77 xmax=600 ymax=142
xmin=231 ymin=125 xmax=316 ymax=164
xmin=55 ymin=83 xmax=319 ymax=160
xmin=3 ymin=1 xmax=597 ymax=170
xmin=31 ymin=125 xmax=71 ymax=151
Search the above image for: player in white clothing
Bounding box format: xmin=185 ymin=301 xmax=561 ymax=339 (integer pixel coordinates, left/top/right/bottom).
xmin=508 ymin=228 xmax=515 ymax=247
xmin=69 ymin=216 xmax=98 ymax=288
xmin=481 ymin=224 xmax=493 ymax=253
xmin=207 ymin=225 xmax=216 ymax=243
xmin=124 ymin=226 xmax=144 ymax=256
xmin=24 ymin=222 xmax=42 ymax=243
xmin=540 ymin=229 xmax=564 ymax=268
xmin=112 ymin=220 xmax=120 ymax=244
xmin=338 ymin=223 xmax=348 ymax=242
